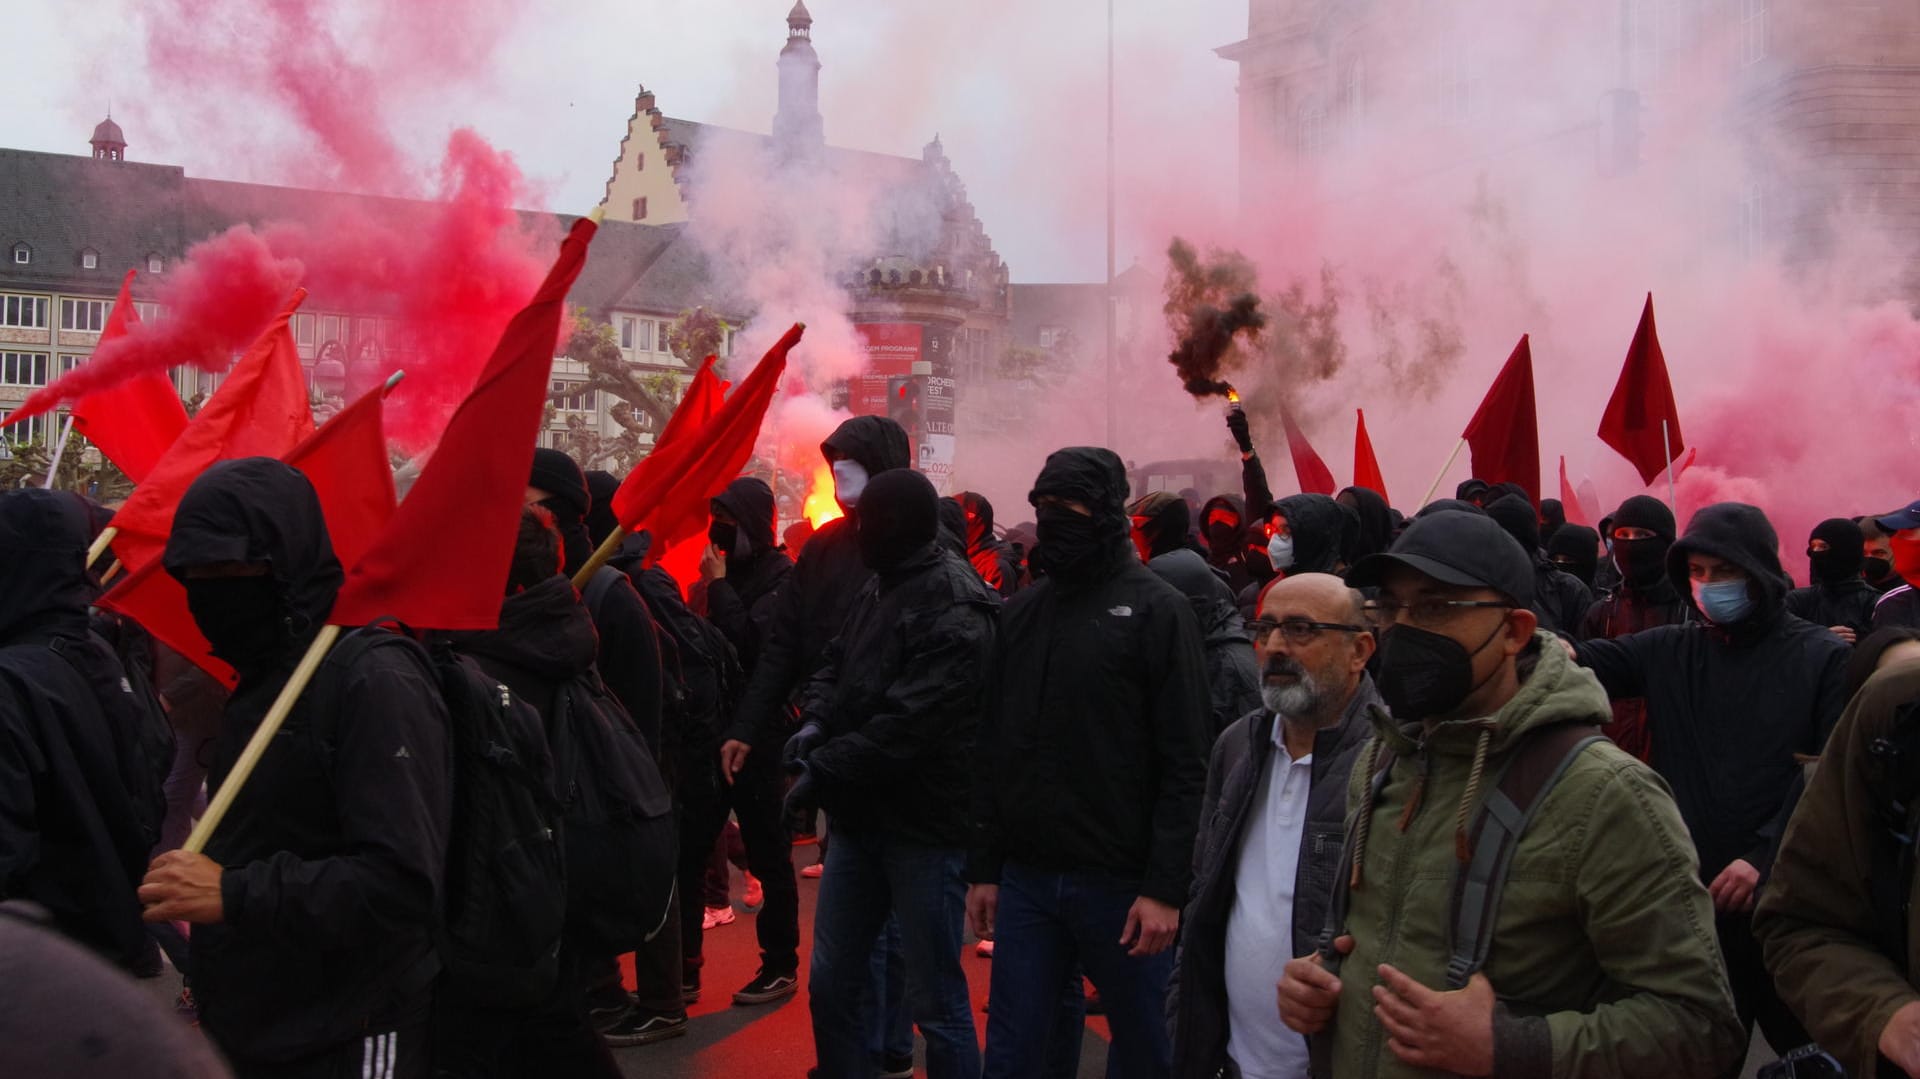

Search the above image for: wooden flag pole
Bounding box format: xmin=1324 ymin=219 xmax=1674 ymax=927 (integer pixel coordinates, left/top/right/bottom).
xmin=99 ymin=559 xmax=122 ymax=586
xmin=571 ymin=525 xmax=627 ymax=590
xmin=1662 ymin=420 xmax=1677 ymax=511
xmin=1420 ymin=438 xmax=1468 ymax=508
xmin=86 ymin=526 xmax=117 ymax=570
xmin=44 ymin=415 xmax=76 ymax=487
xmin=182 ymin=622 xmax=342 ymax=854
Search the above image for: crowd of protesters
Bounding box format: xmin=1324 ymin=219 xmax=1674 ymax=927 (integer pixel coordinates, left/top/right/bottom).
xmin=11 ymin=404 xmax=1920 ymax=1079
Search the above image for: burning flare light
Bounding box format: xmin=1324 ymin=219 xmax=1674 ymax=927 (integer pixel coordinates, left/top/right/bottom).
xmin=803 ymin=462 xmax=843 ymax=528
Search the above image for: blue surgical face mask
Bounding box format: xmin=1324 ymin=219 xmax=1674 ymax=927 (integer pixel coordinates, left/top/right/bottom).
xmin=1267 ymin=534 xmax=1296 ymax=572
xmin=1693 ymin=578 xmax=1753 ymax=625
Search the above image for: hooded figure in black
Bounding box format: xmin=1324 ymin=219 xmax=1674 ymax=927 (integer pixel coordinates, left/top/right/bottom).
xmin=1577 ymin=496 xmax=1691 ymax=762
xmin=1335 ymin=485 xmax=1394 ymax=566
xmin=1128 ymin=491 xmax=1198 ymax=564
xmin=715 ymin=415 xmax=912 ymax=1001
xmin=705 ymin=477 xmax=794 ymax=674
xmin=1485 ymin=491 xmax=1592 ymax=636
xmin=529 ymin=450 xmax=663 ymax=757
xmin=784 ymin=469 xmax=998 ymax=1076
xmin=955 ymin=492 xmax=1019 ymax=598
xmin=1198 ymin=494 xmax=1258 ymax=596
xmin=0 ymin=490 xmax=157 ymax=974
xmin=1786 ymin=517 xmax=1878 ymax=641
xmin=968 ymin=447 xmax=1212 ymax=1078
xmin=936 ymin=497 xmax=970 ymax=561
xmin=1575 ymin=502 xmax=1847 ymax=1055
xmin=147 ymin=459 xmax=451 ymax=1074
xmin=1538 ymin=498 xmax=1568 ymax=547
xmin=1144 ymin=547 xmax=1260 ymax=736
xmin=1233 ymin=493 xmax=1349 ymax=620
xmin=1546 ymin=524 xmax=1601 ymax=590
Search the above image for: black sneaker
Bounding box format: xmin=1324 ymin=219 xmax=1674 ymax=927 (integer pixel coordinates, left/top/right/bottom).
xmin=587 ymin=990 xmax=633 ymax=1035
xmin=602 ymin=1007 xmax=688 ymax=1047
xmin=732 ymin=968 xmax=799 ymax=1006
xmin=681 ymin=975 xmax=701 ymax=1005
xmin=875 ymin=1052 xmax=915 ymax=1077
xmin=1084 ymin=989 xmax=1106 ymax=1016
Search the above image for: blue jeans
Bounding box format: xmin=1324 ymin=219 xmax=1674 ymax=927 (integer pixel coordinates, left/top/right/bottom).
xmin=983 ymin=863 xmax=1174 ymax=1079
xmin=809 ymin=825 xmax=979 ymax=1079
xmin=865 ymin=917 xmax=914 ymax=1061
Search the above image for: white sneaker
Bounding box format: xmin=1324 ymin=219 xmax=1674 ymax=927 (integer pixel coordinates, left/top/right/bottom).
xmin=801 ymin=862 xmax=824 ymax=879
xmin=702 ymin=904 xmax=737 ymax=930
xmin=975 ymin=939 xmax=994 ymax=958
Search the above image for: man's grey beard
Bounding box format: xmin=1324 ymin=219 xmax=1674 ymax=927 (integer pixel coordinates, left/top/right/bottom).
xmin=1262 ymin=675 xmax=1324 ymax=718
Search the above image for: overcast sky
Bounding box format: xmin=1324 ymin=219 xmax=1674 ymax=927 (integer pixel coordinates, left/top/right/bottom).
xmin=1 ymin=1 xmax=1247 ymax=282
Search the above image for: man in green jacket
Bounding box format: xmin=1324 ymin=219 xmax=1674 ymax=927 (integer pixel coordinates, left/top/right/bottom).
xmin=1756 ymin=661 xmax=1920 ymax=1078
xmin=1277 ymin=510 xmax=1742 ymax=1079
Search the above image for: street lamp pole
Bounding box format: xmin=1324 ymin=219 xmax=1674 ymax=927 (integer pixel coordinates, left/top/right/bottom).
xmin=1105 ymin=0 xmax=1117 ymax=449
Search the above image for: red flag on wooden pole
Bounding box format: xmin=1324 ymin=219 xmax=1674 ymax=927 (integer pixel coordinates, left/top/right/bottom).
xmin=69 ymin=271 xmax=190 ymax=483
xmin=1353 ymin=408 xmax=1388 ymax=502
xmin=1279 ymin=402 xmax=1337 ymax=496
xmin=1558 ymin=456 xmax=1590 ymax=527
xmin=329 ymin=218 xmax=597 ymax=630
xmin=1599 ymin=294 xmax=1686 ymax=486
xmin=1462 ymin=334 xmax=1541 ymax=504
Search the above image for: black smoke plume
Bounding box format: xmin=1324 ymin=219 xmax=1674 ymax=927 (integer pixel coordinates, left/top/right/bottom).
xmin=1164 ymin=237 xmax=1265 ymax=398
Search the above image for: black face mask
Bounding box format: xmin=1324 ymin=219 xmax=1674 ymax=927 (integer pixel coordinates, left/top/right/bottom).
xmin=1375 ymin=620 xmax=1506 ymax=719
xmin=538 ymin=498 xmax=592 ymax=576
xmin=709 ymin=520 xmax=750 ymax=560
xmin=1867 ymin=556 xmax=1896 ymax=584
xmin=1205 ymin=520 xmax=1238 ymax=555
xmin=1612 ymin=537 xmax=1670 ymax=587
xmin=183 ymin=575 xmax=294 ymax=676
xmin=1034 ymin=504 xmax=1110 ymax=578
xmin=1807 ymin=548 xmax=1856 ymax=584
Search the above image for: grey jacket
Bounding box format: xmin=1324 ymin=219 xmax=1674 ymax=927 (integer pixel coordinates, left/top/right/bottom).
xmin=1169 ymin=675 xmax=1383 ymax=1079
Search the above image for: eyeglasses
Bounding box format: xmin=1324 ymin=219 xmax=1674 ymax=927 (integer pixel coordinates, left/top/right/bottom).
xmin=1362 ymin=599 xmax=1514 ymax=628
xmin=1247 ymin=618 xmax=1368 ymax=644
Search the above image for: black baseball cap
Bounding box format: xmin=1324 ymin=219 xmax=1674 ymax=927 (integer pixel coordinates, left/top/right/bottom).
xmin=1875 ymin=499 xmax=1920 ymax=533
xmin=1348 ymin=509 xmax=1535 ymax=610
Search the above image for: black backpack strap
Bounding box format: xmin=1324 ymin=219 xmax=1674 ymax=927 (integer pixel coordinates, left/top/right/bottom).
xmin=1316 ymin=739 xmax=1397 ymax=962
xmin=1445 ymin=723 xmax=1605 ymax=989
xmin=581 ymin=567 xmax=623 ymax=624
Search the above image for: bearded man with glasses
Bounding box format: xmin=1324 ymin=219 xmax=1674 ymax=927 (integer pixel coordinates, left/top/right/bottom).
xmin=1170 ymin=572 xmax=1379 ymax=1079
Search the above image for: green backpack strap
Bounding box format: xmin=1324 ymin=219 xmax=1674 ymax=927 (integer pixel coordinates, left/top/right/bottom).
xmin=1445 ymin=723 xmax=1605 ymax=989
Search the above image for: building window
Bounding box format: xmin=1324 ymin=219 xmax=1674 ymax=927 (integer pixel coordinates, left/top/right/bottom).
xmin=11 ymin=244 xmax=29 ymax=265
xmin=1742 ymin=0 xmax=1767 ymax=65
xmin=551 ymin=379 xmax=596 ymax=412
xmin=59 ymin=354 xmax=85 ymax=374
xmin=294 ymin=312 xmax=315 ymax=346
xmin=633 ymin=197 xmax=649 ymax=221
xmin=134 ymin=301 xmax=162 ymax=322
xmin=1 ymin=352 xmax=49 ymax=386
xmin=1038 ymin=325 xmax=1065 ymax=349
xmin=1295 ymin=98 xmax=1329 ymax=156
xmin=636 ymin=153 xmax=645 ymax=172
xmin=80 ymin=248 xmax=98 ymax=270
xmin=1340 ymin=57 xmax=1366 ymax=119
xmin=146 ymin=253 xmax=163 ymax=273
xmin=61 ymin=298 xmax=107 ymax=333
xmin=1740 ymin=181 xmax=1765 ymax=258
xmin=1 ymin=294 xmax=48 ymax=328
xmin=634 ymin=319 xmax=654 ymax=352
xmin=619 ymin=316 xmax=636 ymax=350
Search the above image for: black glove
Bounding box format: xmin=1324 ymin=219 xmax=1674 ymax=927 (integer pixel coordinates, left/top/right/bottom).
xmin=783 ymin=762 xmax=819 ymax=822
xmin=1226 ymin=407 xmax=1254 ymax=455
xmin=783 ymin=720 xmax=827 ymax=774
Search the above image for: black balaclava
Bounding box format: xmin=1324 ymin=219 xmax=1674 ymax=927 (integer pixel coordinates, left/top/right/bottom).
xmin=529 ymin=448 xmax=591 ymax=575
xmin=1484 ymin=493 xmax=1542 ymax=555
xmin=1808 ymin=517 xmax=1866 ymax=584
xmin=857 ymin=469 xmax=940 ymax=573
xmin=936 ymin=497 xmax=969 ymax=560
xmin=1127 ymin=491 xmax=1191 ymax=560
xmin=957 ymin=491 xmax=997 ymax=551
xmin=1539 ymin=499 xmax=1567 ymax=546
xmin=1029 ymin=447 xmax=1131 ymax=585
xmin=585 ymin=469 xmax=622 ymax=547
xmin=1546 ymin=524 xmax=1601 ymax=589
xmin=1610 ymin=495 xmax=1677 ymax=588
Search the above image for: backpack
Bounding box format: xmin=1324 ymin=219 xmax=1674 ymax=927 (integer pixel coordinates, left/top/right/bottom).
xmin=546 ymin=658 xmax=679 ymax=953
xmin=316 ymin=626 xmax=567 ymax=1008
xmin=1316 ymin=721 xmax=1606 ymax=987
xmin=599 ymin=567 xmax=744 ymax=766
xmin=78 ymin=614 xmax=175 ymax=851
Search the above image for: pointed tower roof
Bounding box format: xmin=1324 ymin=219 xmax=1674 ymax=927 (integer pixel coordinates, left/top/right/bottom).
xmin=91 ymin=116 xmax=126 ymax=147
xmin=787 ymin=0 xmax=812 ymax=31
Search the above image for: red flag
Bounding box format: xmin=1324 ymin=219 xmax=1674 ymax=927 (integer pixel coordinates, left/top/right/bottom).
xmin=98 ymin=377 xmax=400 ymax=687
xmin=652 ymin=356 xmax=725 ymax=455
xmin=1599 ymin=294 xmax=1686 ymax=486
xmin=610 ymin=325 xmax=804 ymax=533
xmin=607 ymin=355 xmax=727 ymax=528
xmin=68 ymin=272 xmax=190 ymax=483
xmin=1558 ymin=456 xmax=1590 ymax=526
xmin=329 ymin=218 xmax=597 ymax=630
xmin=106 ymin=291 xmax=315 ymax=571
xmin=1462 ymin=334 xmax=1541 ymax=504
xmin=1279 ymin=402 xmax=1337 ymax=496
xmin=1353 ymin=408 xmax=1388 ymax=502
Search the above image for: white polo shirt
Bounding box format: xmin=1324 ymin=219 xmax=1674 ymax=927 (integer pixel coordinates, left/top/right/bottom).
xmin=1223 ymin=723 xmax=1315 ymax=1079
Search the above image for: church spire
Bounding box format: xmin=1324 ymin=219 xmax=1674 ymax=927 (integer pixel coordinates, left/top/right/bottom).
xmin=774 ymin=0 xmax=824 ymax=155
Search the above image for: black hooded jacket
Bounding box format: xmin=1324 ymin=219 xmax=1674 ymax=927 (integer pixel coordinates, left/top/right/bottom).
xmin=706 ymin=477 xmax=793 ymax=676
xmin=1486 ymin=493 xmax=1593 ymax=636
xmin=0 ymin=490 xmax=156 ymax=973
xmin=1787 ymin=521 xmax=1878 ymax=639
xmin=1199 ymin=493 xmax=1257 ymax=597
xmin=725 ymin=416 xmax=911 ymax=748
xmin=801 ymin=472 xmax=999 ymax=846
xmin=450 ymin=575 xmax=599 ymax=735
xmin=1337 ymin=486 xmax=1395 ymax=565
xmin=969 ymin=448 xmax=1213 ymax=906
xmin=1575 ymin=503 xmax=1850 ymax=880
xmin=1232 ymin=493 xmax=1350 ymax=619
xmin=162 ymin=459 xmax=452 ymax=1063
xmin=1146 ymin=549 xmax=1261 ymax=736
xmin=958 ymin=492 xmax=1020 ymax=598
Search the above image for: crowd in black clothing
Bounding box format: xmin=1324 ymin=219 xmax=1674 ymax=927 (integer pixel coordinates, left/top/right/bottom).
xmin=14 ymin=402 xmax=1920 ymax=1079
